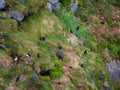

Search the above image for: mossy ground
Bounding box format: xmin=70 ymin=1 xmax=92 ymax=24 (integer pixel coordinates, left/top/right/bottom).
xmin=0 ymin=0 xmax=120 ymax=90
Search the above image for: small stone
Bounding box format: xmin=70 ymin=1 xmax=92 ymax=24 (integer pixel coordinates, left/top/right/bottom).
xmin=9 ymin=11 xmax=24 ymax=22
xmin=31 ymin=70 xmax=40 ymax=81
xmin=103 ymin=81 xmax=109 ymax=88
xmin=0 ymin=44 xmax=6 ymax=49
xmin=0 ymin=0 xmax=5 ymax=10
xmin=69 ymin=1 xmax=78 ymax=12
xmin=67 ymin=38 xmax=75 ymax=45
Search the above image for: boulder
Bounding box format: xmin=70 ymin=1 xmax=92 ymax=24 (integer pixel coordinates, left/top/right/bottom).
xmin=9 ymin=11 xmax=24 ymax=22
xmin=69 ymin=1 xmax=78 ymax=12
xmin=0 ymin=0 xmax=5 ymax=9
xmin=48 ymin=0 xmax=59 ymax=4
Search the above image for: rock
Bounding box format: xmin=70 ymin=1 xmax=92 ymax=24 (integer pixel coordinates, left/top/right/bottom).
xmin=48 ymin=0 xmax=59 ymax=4
xmin=103 ymin=81 xmax=109 ymax=88
xmin=47 ymin=0 xmax=61 ymax=12
xmin=69 ymin=1 xmax=78 ymax=12
xmin=56 ymin=49 xmax=64 ymax=59
xmin=47 ymin=2 xmax=52 ymax=12
xmin=67 ymin=38 xmax=75 ymax=44
xmin=53 ymin=2 xmax=61 ymax=10
xmin=0 ymin=44 xmax=6 ymax=49
xmin=31 ymin=70 xmax=40 ymax=81
xmin=9 ymin=11 xmax=24 ymax=22
xmin=0 ymin=0 xmax=5 ymax=10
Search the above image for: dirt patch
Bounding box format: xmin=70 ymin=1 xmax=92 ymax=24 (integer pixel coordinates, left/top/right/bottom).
xmin=65 ymin=49 xmax=80 ymax=69
xmin=0 ymin=54 xmax=11 ymax=68
xmin=109 ymin=27 xmax=120 ymax=35
xmin=89 ymin=25 xmax=107 ymax=42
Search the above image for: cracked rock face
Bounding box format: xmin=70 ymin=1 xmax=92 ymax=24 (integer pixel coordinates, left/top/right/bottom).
xmin=9 ymin=11 xmax=25 ymax=22
xmin=0 ymin=0 xmax=5 ymax=9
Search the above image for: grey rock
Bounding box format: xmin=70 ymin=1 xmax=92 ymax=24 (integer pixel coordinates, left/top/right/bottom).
xmin=31 ymin=70 xmax=40 ymax=81
xmin=48 ymin=0 xmax=59 ymax=4
xmin=69 ymin=1 xmax=78 ymax=12
xmin=106 ymin=60 xmax=120 ymax=81
xmin=9 ymin=11 xmax=24 ymax=22
xmin=0 ymin=0 xmax=5 ymax=9
xmin=53 ymin=2 xmax=61 ymax=10
xmin=47 ymin=2 xmax=52 ymax=12
xmin=0 ymin=44 xmax=6 ymax=49
xmin=47 ymin=1 xmax=61 ymax=12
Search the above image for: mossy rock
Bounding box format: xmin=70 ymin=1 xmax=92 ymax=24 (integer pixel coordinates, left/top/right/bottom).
xmin=6 ymin=0 xmax=47 ymax=15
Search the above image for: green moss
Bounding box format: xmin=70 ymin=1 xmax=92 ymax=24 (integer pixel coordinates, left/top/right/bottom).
xmin=0 ymin=85 xmax=4 ymax=90
xmin=55 ymin=10 xmax=78 ymax=30
xmin=50 ymin=61 xmax=63 ymax=78
xmin=16 ymin=81 xmax=27 ymax=90
xmin=71 ymin=77 xmax=79 ymax=85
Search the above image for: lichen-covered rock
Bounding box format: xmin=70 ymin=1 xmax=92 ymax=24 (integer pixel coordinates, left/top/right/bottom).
xmin=9 ymin=11 xmax=24 ymax=22
xmin=0 ymin=0 xmax=5 ymax=9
